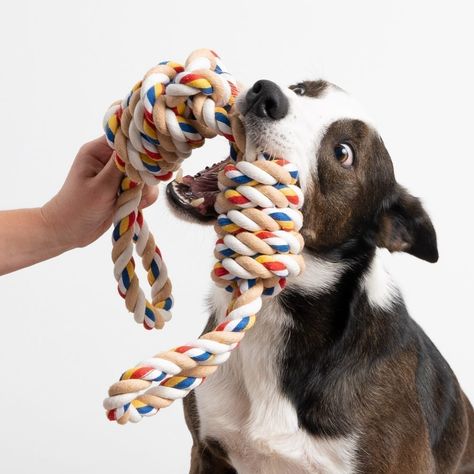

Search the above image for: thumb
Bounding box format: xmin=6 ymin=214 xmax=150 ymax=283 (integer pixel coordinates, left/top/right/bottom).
xmin=97 ymin=152 xmax=123 ymax=188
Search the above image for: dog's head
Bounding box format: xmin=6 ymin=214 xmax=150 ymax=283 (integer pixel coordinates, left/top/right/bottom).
xmin=167 ymin=79 xmax=438 ymax=263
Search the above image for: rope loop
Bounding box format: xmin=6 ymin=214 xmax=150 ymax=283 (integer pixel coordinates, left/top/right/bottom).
xmin=102 ymin=50 xmax=305 ymax=423
xmin=104 ymin=49 xmax=240 ymax=330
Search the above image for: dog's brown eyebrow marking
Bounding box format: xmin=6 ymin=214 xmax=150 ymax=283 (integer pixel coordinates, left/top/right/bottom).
xmin=290 ymin=80 xmax=346 ymax=98
xmin=303 ymin=80 xmax=330 ymax=97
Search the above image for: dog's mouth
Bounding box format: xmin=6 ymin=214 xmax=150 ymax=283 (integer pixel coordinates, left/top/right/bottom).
xmin=166 ymin=158 xmax=231 ymax=221
xmin=166 ymin=105 xmax=286 ymax=223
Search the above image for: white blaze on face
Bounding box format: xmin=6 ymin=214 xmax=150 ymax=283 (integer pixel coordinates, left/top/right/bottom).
xmin=240 ymin=83 xmax=374 ymax=191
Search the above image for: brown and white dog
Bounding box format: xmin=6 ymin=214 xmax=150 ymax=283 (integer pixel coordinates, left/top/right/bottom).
xmin=167 ymin=79 xmax=474 ymax=473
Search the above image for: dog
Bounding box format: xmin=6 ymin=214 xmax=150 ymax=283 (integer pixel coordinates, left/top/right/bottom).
xmin=166 ymin=78 xmax=474 ymax=473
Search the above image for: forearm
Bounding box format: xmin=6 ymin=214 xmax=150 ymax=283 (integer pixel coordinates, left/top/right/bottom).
xmin=0 ymin=208 xmax=71 ymax=275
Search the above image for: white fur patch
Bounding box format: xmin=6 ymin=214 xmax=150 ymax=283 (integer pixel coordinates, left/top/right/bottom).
xmin=362 ymin=248 xmax=399 ymax=310
xmin=287 ymin=250 xmax=346 ymax=295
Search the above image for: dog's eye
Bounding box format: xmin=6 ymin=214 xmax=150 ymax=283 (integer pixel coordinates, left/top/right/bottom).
xmin=334 ymin=143 xmax=354 ymax=168
xmin=290 ymin=84 xmax=306 ymax=96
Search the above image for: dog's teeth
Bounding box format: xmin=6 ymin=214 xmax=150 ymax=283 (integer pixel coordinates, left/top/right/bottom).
xmin=175 ymin=168 xmax=183 ymax=184
xmin=191 ymin=197 xmax=205 ymax=207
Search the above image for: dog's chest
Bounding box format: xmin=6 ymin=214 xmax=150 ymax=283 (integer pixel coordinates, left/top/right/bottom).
xmin=194 ymin=288 xmax=357 ymax=474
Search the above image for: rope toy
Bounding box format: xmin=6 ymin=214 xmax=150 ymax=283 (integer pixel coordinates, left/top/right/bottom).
xmin=102 ymin=49 xmax=305 ymax=424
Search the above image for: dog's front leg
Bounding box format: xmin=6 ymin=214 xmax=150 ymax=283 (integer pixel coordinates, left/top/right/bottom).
xmin=184 ymin=391 xmax=236 ymax=474
xmin=189 ymin=440 xmax=236 ymax=474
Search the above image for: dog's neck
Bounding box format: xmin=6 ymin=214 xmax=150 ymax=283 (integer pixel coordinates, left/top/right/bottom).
xmin=212 ymin=242 xmax=401 ymax=355
xmin=273 ymin=244 xmax=409 ymax=437
xmin=283 ymin=243 xmax=400 ymax=346
xmin=207 ymin=241 xmax=409 ymax=443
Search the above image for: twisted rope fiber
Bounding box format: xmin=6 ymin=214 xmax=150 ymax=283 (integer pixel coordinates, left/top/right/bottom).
xmin=103 ymin=49 xmax=305 ymax=424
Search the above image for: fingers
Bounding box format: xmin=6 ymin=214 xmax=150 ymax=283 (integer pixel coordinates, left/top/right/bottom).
xmin=73 ymin=136 xmax=115 ymax=179
xmin=79 ymin=136 xmax=114 ymax=166
xmin=89 ymin=136 xmax=115 ymax=166
xmin=139 ymin=185 xmax=159 ymax=209
xmin=91 ymin=143 xmax=157 ymax=207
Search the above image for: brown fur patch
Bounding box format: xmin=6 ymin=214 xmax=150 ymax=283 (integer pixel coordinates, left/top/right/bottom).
xmin=302 ymin=119 xmax=395 ymax=252
xmin=290 ymin=79 xmax=330 ymax=98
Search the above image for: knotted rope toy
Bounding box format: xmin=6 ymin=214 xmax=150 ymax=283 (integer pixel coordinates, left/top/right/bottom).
xmin=102 ymin=49 xmax=305 ymax=424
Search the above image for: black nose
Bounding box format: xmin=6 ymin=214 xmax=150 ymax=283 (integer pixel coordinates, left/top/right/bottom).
xmin=245 ymin=79 xmax=289 ymax=120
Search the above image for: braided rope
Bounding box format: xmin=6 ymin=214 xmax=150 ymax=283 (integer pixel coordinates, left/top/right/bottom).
xmin=102 ymin=50 xmax=305 ymax=424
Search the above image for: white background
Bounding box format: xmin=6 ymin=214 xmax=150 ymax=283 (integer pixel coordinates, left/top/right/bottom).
xmin=1 ymin=1 xmax=473 ymax=472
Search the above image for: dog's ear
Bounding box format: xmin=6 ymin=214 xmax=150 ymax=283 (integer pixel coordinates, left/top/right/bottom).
xmin=376 ymin=185 xmax=438 ymax=263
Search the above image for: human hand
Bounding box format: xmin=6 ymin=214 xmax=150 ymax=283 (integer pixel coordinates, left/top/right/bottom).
xmin=42 ymin=136 xmax=158 ymax=251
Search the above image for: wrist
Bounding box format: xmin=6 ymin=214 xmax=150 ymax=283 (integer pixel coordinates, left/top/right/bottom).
xmin=40 ymin=199 xmax=76 ymax=253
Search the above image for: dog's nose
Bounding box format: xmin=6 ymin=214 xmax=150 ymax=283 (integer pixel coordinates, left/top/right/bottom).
xmin=245 ymin=80 xmax=289 ymax=120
